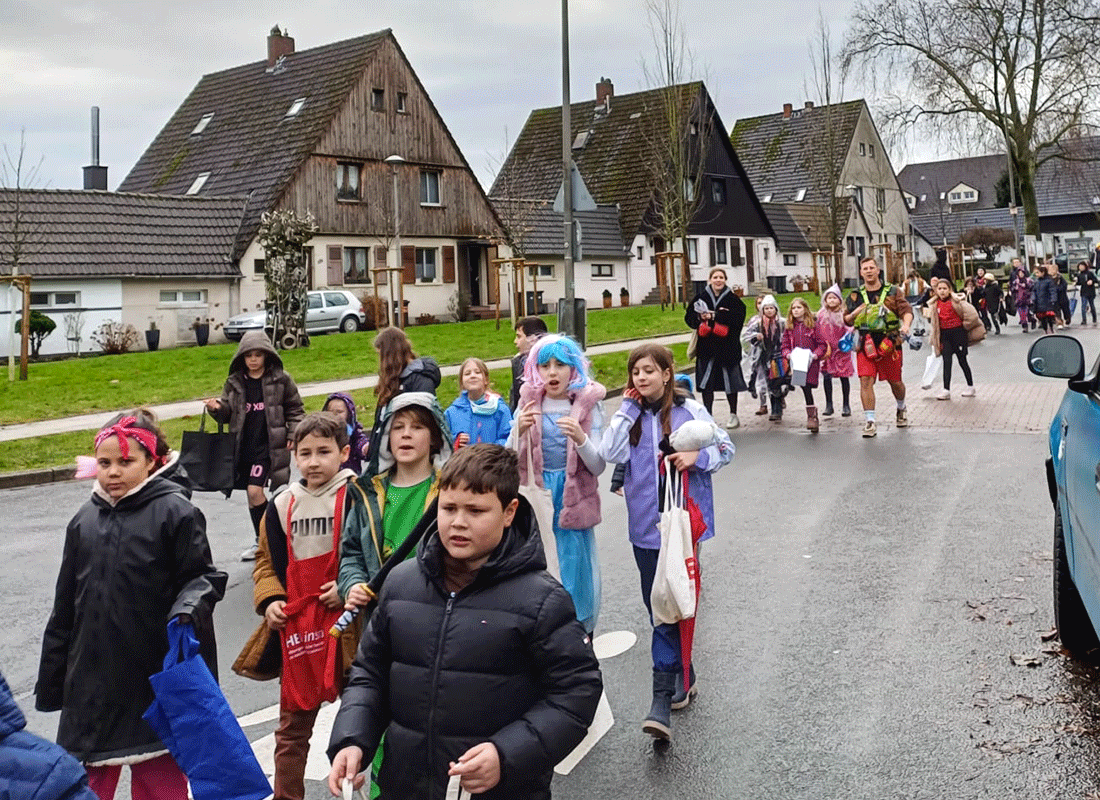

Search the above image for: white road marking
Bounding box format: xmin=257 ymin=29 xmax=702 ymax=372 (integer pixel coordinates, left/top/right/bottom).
xmin=241 ymin=630 xmax=638 ymax=781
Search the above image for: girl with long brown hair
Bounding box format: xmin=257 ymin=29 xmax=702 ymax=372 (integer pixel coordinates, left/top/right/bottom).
xmin=366 ymin=327 xmax=440 ymax=473
xmin=600 ymin=343 xmax=733 ymax=742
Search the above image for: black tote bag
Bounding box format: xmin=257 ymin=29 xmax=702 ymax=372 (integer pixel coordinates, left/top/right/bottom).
xmin=180 ymin=409 xmax=236 ymax=494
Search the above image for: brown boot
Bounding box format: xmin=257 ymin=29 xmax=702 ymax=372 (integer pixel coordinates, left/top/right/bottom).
xmin=806 ymin=405 xmax=819 ymax=433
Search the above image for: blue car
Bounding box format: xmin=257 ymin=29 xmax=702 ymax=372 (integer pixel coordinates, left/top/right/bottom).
xmin=1028 ymin=335 xmax=1100 ymax=656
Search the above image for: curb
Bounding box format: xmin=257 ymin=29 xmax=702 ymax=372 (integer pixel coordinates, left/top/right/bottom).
xmin=0 ymin=465 xmax=76 ymax=490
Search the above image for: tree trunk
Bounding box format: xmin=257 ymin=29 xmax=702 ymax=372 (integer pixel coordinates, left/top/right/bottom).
xmin=1016 ymin=151 xmax=1041 ymax=238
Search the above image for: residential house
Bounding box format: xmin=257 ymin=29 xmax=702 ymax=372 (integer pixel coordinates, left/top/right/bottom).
xmin=118 ymin=28 xmax=503 ymax=326
xmin=491 ymin=79 xmax=775 ymax=304
xmin=0 ymin=189 xmax=246 ymax=357
xmin=732 ymin=100 xmax=911 ymax=285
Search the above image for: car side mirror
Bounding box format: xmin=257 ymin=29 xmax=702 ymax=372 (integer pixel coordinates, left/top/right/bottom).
xmin=1027 ymin=335 xmax=1084 ymax=380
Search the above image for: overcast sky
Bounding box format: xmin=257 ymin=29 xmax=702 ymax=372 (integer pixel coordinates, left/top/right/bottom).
xmin=1 ymin=0 xmax=942 ymax=193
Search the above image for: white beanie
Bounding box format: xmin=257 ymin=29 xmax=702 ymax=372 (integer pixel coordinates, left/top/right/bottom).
xmin=760 ymin=294 xmax=778 ymax=310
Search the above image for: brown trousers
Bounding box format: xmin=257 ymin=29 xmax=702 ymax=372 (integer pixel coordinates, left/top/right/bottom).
xmin=274 ymin=705 xmax=321 ymax=800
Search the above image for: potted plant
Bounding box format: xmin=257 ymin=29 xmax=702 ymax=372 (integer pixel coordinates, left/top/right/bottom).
xmin=192 ymin=317 xmax=211 ymax=346
xmin=602 ymin=289 xmax=613 ymax=309
xmin=619 ymin=286 xmax=629 ymax=306
xmin=145 ymin=319 xmax=160 ymax=352
xmin=791 ymin=274 xmax=808 ymax=292
xmin=733 ymin=284 xmax=745 ymax=297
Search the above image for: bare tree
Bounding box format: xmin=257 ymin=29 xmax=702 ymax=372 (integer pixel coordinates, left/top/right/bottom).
xmin=0 ymin=131 xmax=46 ymax=379
xmin=802 ymin=11 xmax=851 ymax=284
xmin=639 ymin=0 xmax=711 ymax=302
xmin=841 ymin=0 xmax=1100 ymax=237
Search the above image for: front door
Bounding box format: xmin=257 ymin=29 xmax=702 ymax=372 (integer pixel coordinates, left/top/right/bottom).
xmin=465 ymin=245 xmax=482 ymax=306
xmin=745 ymin=239 xmax=755 ymax=283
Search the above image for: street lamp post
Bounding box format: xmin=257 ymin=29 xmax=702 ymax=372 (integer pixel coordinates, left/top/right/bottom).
xmin=560 ymin=0 xmax=576 ymax=339
xmin=385 ymin=154 xmax=405 ymax=329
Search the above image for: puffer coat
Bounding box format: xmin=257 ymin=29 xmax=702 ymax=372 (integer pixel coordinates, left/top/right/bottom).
xmin=209 ymin=330 xmax=304 ymax=489
xmin=36 ymin=458 xmax=226 ymax=763
xmin=328 ymin=497 xmax=603 ymax=800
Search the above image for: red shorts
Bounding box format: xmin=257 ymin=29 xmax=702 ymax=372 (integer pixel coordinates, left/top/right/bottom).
xmin=856 ymin=348 xmax=903 ymax=382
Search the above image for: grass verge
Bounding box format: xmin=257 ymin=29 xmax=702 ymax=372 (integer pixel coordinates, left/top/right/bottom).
xmin=0 ymin=344 xmax=689 ymax=475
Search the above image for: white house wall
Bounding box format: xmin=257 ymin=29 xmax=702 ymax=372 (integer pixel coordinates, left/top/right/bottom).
xmin=124 ymin=279 xmax=239 ymax=349
xmin=0 ymin=279 xmax=121 ymax=358
xmin=506 ymin=256 xmax=630 ymax=313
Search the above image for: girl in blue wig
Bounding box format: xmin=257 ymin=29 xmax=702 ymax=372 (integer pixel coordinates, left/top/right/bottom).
xmin=510 ymin=334 xmax=606 ymax=633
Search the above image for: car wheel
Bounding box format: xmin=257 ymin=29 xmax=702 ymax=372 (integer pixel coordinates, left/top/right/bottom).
xmin=340 ymin=315 xmax=361 ymax=333
xmin=1054 ymin=504 xmax=1100 ymax=657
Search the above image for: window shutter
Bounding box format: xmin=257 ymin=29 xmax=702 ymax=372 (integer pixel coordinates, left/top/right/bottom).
xmin=442 ymin=245 xmax=456 ymax=283
xmin=402 ymin=246 xmax=416 ymax=284
xmin=709 ymin=238 xmax=717 ymax=265
xmin=487 ymin=246 xmax=499 ymax=303
xmin=327 ymin=245 xmax=343 ymax=285
xmin=730 ymin=238 xmax=742 ymax=267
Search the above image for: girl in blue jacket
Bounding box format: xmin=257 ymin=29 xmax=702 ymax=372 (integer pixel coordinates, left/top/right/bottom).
xmin=444 ymin=357 xmax=512 ymax=448
xmin=600 ymin=343 xmax=733 ymax=743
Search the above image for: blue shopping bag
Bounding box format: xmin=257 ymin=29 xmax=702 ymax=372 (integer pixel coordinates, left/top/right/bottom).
xmin=143 ymin=620 xmax=271 ymax=800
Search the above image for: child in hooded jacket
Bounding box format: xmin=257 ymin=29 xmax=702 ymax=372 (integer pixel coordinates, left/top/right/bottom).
xmin=511 ymin=334 xmax=606 ymax=635
xmin=600 ymin=343 xmax=733 ymax=741
xmin=37 ymin=410 xmax=226 ymax=800
xmin=1010 ymin=264 xmax=1034 ymax=330
xmin=742 ymin=295 xmax=786 ymax=421
xmin=781 ymin=297 xmax=827 ymax=432
xmin=445 ymin=357 xmax=513 ymax=448
xmin=205 ymin=330 xmax=304 ymax=561
xmin=740 ymin=296 xmax=769 ymax=416
xmin=323 ymin=392 xmax=369 ymax=474
xmin=816 ymin=284 xmax=855 ymax=417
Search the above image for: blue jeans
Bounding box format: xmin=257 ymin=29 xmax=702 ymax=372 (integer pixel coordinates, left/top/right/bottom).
xmin=633 ymin=545 xmax=682 ymax=673
xmin=1082 ymin=295 xmax=1096 ymax=324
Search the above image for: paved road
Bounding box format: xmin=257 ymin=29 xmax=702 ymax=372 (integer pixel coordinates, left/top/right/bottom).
xmin=6 ymin=326 xmax=1100 ymax=798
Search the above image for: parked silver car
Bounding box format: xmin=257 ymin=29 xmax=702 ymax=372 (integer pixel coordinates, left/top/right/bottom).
xmin=223 ymin=290 xmax=366 ymax=341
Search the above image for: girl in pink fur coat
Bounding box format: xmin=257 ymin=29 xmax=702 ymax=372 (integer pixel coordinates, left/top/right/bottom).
xmin=511 ymin=334 xmax=606 ymax=633
xmin=816 ymin=284 xmax=856 ymax=417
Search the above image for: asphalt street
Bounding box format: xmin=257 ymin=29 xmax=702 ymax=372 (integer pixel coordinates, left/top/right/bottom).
xmin=5 ymin=324 xmax=1100 ymax=799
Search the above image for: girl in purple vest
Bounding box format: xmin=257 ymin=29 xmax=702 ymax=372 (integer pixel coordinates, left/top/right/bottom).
xmin=600 ymin=343 xmax=734 ymax=741
xmin=512 ymin=334 xmax=606 ymax=634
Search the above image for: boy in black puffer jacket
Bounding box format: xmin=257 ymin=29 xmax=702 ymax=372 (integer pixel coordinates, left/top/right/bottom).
xmin=328 ymin=444 xmax=602 ymax=800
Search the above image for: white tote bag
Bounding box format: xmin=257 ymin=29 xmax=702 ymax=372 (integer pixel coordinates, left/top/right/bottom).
xmin=519 ymin=432 xmax=560 ymax=580
xmin=650 ymin=467 xmax=696 ymax=625
xmin=921 ymin=353 xmax=943 ymax=389
xmin=789 ymin=347 xmax=813 ymax=387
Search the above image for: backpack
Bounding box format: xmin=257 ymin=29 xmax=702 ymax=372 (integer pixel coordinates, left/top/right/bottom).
xmin=855 ymin=283 xmax=901 ymax=333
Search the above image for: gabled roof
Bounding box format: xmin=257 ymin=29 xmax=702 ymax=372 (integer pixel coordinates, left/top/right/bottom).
xmin=490 ymin=81 xmax=770 ymax=243
xmin=1034 ymin=135 xmax=1100 ymax=217
xmin=0 ymin=190 xmax=247 ymax=278
xmin=730 ymin=100 xmax=864 ymax=205
xmin=897 ymin=155 xmax=1005 ymax=215
xmin=909 ymin=206 xmax=1018 ymax=246
xmin=118 ymin=31 xmax=389 ymax=257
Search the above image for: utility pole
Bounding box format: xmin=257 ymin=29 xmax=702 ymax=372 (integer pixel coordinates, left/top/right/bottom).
xmin=560 ymin=0 xmax=576 ymax=338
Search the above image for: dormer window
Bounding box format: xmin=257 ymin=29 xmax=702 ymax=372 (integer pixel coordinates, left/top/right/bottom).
xmin=794 ymin=188 xmax=807 ymax=201
xmin=186 ymin=172 xmax=210 ymax=195
xmin=191 ymin=113 xmax=213 ymax=136
xmin=285 ymin=97 xmax=306 ymax=118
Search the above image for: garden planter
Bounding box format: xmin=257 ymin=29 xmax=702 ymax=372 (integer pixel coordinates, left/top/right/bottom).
xmin=194 ymin=323 xmax=210 ymax=346
xmin=620 ymin=293 xmax=629 ymax=306
xmin=602 ymin=295 xmax=613 ymax=309
xmin=145 ymin=329 xmax=160 ymax=352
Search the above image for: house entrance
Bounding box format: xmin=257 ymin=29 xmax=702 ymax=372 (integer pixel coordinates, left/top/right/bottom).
xmin=463 ymin=245 xmax=482 ymax=306
xmin=745 ymin=239 xmax=755 ymax=284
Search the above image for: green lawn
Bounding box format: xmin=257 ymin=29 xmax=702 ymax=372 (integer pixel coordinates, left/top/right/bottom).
xmin=0 ymin=343 xmax=691 ymax=474
xmin=0 ymin=304 xmax=707 ymax=425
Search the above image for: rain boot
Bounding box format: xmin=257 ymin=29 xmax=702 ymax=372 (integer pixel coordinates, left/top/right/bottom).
xmin=822 ymin=401 xmax=834 ymax=417
xmin=642 ymin=671 xmax=676 ymax=740
xmin=807 ymin=405 xmax=819 ymax=433
xmin=671 ymin=664 xmax=698 ymax=710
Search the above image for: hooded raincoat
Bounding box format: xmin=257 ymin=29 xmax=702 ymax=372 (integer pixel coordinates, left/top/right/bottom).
xmin=324 ymin=391 xmax=369 ymax=474
xmin=36 ymin=455 xmax=227 ymax=764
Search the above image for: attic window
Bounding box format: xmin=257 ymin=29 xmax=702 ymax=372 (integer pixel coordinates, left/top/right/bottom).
xmin=396 ymin=92 xmax=407 ymax=113
xmin=191 ymin=113 xmax=213 ymax=136
xmin=572 ymin=130 xmax=591 ymax=150
xmin=794 ymin=188 xmax=807 ymax=201
xmin=186 ymin=172 xmax=210 ymax=195
xmin=630 ymin=112 xmax=642 ymax=119
xmin=371 ymin=88 xmax=385 ymax=111
xmin=762 ymin=194 xmax=772 ymax=203
xmin=285 ymin=97 xmax=306 ymax=118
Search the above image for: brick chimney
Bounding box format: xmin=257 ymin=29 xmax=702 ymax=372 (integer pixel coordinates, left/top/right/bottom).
xmin=782 ymin=103 xmax=793 ymax=118
xmin=804 ymin=101 xmax=814 ymax=111
xmin=267 ymin=25 xmax=295 ymax=68
xmin=596 ymin=77 xmax=614 ymax=109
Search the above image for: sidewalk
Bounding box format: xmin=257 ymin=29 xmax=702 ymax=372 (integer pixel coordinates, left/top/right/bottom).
xmin=0 ymin=332 xmax=691 ymax=443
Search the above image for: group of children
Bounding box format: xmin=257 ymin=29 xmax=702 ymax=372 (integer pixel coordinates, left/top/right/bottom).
xmin=31 ymin=317 xmax=735 ymax=800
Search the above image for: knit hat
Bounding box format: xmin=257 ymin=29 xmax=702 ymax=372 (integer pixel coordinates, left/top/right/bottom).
xmin=760 ymin=294 xmax=778 ymax=310
xmin=823 ymin=283 xmax=842 ymax=301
